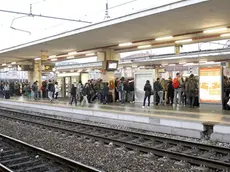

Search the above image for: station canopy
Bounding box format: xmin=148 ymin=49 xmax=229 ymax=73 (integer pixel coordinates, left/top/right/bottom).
xmin=0 ymin=0 xmax=230 ymax=64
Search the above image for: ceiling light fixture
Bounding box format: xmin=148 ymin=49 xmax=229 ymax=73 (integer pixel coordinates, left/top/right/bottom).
xmin=68 ymin=51 xmax=77 ymax=55
xmin=51 ymin=59 xmax=57 ymax=61
xmin=67 ymin=56 xmax=74 ymax=59
xmin=48 ymin=55 xmax=56 ymax=59
xmin=175 ymin=39 xmax=192 ymax=43
xmin=203 ymin=27 xmax=227 ymax=33
xmin=137 ymin=45 xmax=151 ymax=49
xmin=86 ymin=53 xmax=95 ymax=56
xmin=155 ymin=36 xmax=173 ymax=41
xmin=2 ymin=63 xmax=6 ymax=66
xmin=220 ymin=33 xmax=230 ymax=37
xmin=11 ymin=62 xmax=16 ymax=65
xmin=34 ymin=57 xmax=41 ymax=61
xmin=119 ymin=42 xmax=133 ymax=46
xmin=199 ymin=61 xmax=207 ymax=63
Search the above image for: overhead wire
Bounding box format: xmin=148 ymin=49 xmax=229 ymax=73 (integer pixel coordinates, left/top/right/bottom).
xmin=44 ymin=0 xmax=141 ymax=30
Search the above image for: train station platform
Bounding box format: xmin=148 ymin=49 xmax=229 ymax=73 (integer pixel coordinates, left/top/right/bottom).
xmin=0 ymin=98 xmax=229 ymax=143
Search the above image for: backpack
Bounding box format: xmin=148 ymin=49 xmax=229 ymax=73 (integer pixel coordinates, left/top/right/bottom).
xmin=173 ymin=78 xmax=179 ymax=89
xmin=188 ymin=79 xmax=196 ymax=92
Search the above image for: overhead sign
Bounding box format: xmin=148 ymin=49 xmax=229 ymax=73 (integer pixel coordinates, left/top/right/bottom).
xmin=199 ymin=67 xmax=221 ymax=104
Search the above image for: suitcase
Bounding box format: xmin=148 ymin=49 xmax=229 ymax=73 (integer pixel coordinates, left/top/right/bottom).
xmin=5 ymin=92 xmax=10 ymax=99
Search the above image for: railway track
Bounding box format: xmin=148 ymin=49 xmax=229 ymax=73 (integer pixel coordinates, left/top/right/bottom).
xmin=0 ymin=133 xmax=100 ymax=172
xmin=0 ymin=108 xmax=230 ymax=171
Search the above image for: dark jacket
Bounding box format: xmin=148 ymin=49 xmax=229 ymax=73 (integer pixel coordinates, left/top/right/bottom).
xmin=144 ymin=83 xmax=152 ymax=96
xmin=167 ymin=81 xmax=174 ymax=96
xmin=103 ymin=84 xmax=109 ymax=96
xmin=71 ymin=86 xmax=76 ymax=96
xmin=82 ymin=86 xmax=90 ymax=96
xmin=128 ymin=82 xmax=134 ymax=92
xmin=48 ymin=83 xmax=55 ymax=92
xmin=154 ymin=81 xmax=163 ymax=92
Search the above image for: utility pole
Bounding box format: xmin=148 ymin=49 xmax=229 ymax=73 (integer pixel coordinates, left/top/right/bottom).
xmin=104 ymin=0 xmax=110 ymax=19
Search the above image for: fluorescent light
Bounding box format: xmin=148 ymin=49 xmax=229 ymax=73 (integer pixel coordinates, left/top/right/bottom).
xmin=7 ymin=64 xmax=12 ymax=67
xmin=168 ymin=64 xmax=175 ymax=66
xmin=48 ymin=55 xmax=56 ymax=59
xmin=86 ymin=53 xmax=95 ymax=56
xmin=155 ymin=36 xmax=173 ymax=41
xmin=204 ymin=27 xmax=227 ymax=33
xmin=199 ymin=61 xmax=207 ymax=63
xmin=183 ymin=63 xmax=196 ymax=66
xmin=179 ymin=62 xmax=186 ymax=65
xmin=137 ymin=45 xmax=151 ymax=49
xmin=35 ymin=57 xmax=41 ymax=61
xmin=68 ymin=51 xmax=77 ymax=55
xmin=11 ymin=62 xmax=16 ymax=65
xmin=51 ymin=59 xmax=57 ymax=61
xmin=175 ymin=39 xmax=192 ymax=43
xmin=2 ymin=63 xmax=6 ymax=66
xmin=119 ymin=42 xmax=132 ymax=46
xmin=67 ymin=56 xmax=74 ymax=59
xmin=221 ymin=33 xmax=230 ymax=37
xmin=57 ymin=72 xmax=80 ymax=77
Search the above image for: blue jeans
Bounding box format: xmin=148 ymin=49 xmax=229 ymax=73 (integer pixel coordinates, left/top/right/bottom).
xmin=120 ymin=91 xmax=125 ymax=104
xmin=143 ymin=95 xmax=150 ymax=107
xmin=173 ymin=88 xmax=182 ymax=105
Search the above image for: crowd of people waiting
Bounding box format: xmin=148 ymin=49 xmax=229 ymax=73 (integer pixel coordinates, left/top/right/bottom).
xmin=1 ymin=73 xmax=230 ymax=110
xmin=142 ymin=73 xmax=199 ymax=108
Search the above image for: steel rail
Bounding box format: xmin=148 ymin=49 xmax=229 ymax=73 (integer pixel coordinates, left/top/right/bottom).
xmin=0 ymin=133 xmax=100 ymax=172
xmin=0 ymin=108 xmax=230 ymax=170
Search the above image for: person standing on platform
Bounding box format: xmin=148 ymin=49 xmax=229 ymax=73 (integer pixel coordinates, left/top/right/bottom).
xmin=167 ymin=77 xmax=174 ymax=105
xmin=103 ymin=82 xmax=109 ymax=104
xmin=128 ymin=79 xmax=135 ymax=103
xmin=142 ymin=80 xmax=152 ymax=108
xmin=77 ymin=81 xmax=83 ymax=103
xmin=154 ymin=78 xmax=164 ymax=105
xmin=119 ymin=77 xmax=125 ymax=105
xmin=47 ymin=80 xmax=55 ymax=102
xmin=187 ymin=74 xmax=197 ymax=108
xmin=54 ymin=82 xmax=59 ymax=99
xmin=4 ymin=82 xmax=10 ymax=99
xmin=70 ymin=84 xmax=77 ymax=106
xmin=173 ymin=73 xmax=183 ymax=107
xmin=32 ymin=81 xmax=38 ymax=100
xmin=114 ymin=78 xmax=119 ymax=102
xmin=81 ymin=83 xmax=90 ymax=107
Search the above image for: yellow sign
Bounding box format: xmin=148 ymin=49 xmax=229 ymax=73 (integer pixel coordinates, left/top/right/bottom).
xmin=175 ymin=45 xmax=180 ymax=55
xmin=41 ymin=51 xmax=48 ymax=61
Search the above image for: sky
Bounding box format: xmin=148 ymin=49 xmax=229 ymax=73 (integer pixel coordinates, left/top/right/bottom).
xmin=0 ymin=0 xmax=179 ymax=49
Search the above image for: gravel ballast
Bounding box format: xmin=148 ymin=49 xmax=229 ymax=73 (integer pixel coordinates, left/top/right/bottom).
xmin=0 ymin=118 xmax=205 ymax=172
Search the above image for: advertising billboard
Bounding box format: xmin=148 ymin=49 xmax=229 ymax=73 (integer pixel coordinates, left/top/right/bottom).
xmin=199 ymin=67 xmax=221 ymax=104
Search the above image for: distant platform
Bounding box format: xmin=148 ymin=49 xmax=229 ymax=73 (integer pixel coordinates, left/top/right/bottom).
xmin=0 ymin=97 xmax=230 ymax=142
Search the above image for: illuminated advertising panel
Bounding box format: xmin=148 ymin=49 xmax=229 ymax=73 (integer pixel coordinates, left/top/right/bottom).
xmin=199 ymin=67 xmax=221 ymax=104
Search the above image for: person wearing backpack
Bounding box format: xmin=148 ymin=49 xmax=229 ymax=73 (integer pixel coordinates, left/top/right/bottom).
xmin=187 ymin=74 xmax=197 ymax=108
xmin=173 ymin=73 xmax=183 ymax=107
